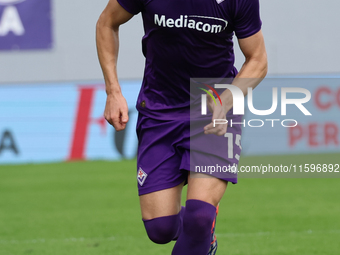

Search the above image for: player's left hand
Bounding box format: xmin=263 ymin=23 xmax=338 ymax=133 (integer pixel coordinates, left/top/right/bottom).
xmin=203 ymin=90 xmax=228 ymax=136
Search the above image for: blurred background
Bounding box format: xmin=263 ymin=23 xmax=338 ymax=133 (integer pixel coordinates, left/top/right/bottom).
xmin=1 ymin=0 xmax=340 ymax=163
xmin=0 ymin=0 xmax=339 ymax=255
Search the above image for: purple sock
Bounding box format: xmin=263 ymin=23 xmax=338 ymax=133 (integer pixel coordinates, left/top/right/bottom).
xmin=172 ymin=200 xmax=216 ymax=255
xmin=173 ymin=206 xmax=185 ymax=240
xmin=143 ymin=206 xmax=185 ymax=244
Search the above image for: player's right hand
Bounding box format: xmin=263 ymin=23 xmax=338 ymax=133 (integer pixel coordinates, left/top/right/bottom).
xmin=104 ymin=92 xmax=129 ymax=131
xmin=204 ymin=90 xmax=228 ymax=136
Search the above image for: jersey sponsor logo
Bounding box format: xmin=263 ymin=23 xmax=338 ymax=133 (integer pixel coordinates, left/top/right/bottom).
xmin=154 ymin=14 xmax=228 ymax=33
xmin=137 ymin=167 xmax=148 ymax=186
xmin=216 ymin=0 xmax=226 ymax=4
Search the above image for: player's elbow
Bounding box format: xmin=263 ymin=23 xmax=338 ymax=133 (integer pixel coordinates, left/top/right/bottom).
xmin=96 ymin=15 xmax=102 ymax=30
xmin=261 ymin=53 xmax=268 ymax=77
xmin=96 ymin=14 xmax=106 ymax=33
xmin=96 ymin=12 xmax=118 ymax=32
xmin=247 ymin=52 xmax=268 ymax=78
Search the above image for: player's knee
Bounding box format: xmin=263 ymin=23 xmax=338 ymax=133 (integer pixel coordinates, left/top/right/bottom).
xmin=183 ymin=211 xmax=213 ymax=235
xmin=145 ymin=223 xmax=177 ymax=244
xmin=182 ymin=200 xmax=216 ymax=237
xmin=143 ymin=215 xmax=180 ymax=244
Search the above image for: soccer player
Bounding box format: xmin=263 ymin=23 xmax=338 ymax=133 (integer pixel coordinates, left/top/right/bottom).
xmin=96 ymin=0 xmax=267 ymax=254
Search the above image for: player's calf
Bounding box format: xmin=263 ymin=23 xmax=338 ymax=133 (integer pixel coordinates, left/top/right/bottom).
xmin=172 ymin=199 xmax=217 ymax=255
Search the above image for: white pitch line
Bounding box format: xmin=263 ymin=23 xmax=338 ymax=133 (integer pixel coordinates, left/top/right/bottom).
xmin=216 ymin=229 xmax=340 ymax=238
xmin=1 ymin=230 xmax=340 ymax=245
xmin=0 ymin=236 xmax=115 ymax=245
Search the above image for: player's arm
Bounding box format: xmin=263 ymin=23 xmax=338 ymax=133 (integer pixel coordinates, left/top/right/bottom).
xmin=204 ymin=30 xmax=267 ymax=135
xmin=236 ymin=30 xmax=268 ymax=79
xmin=221 ymin=29 xmax=268 ymax=111
xmin=96 ymin=0 xmax=133 ymax=131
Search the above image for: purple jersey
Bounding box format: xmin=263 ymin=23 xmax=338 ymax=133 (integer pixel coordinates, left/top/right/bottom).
xmin=117 ymin=0 xmax=262 ymax=120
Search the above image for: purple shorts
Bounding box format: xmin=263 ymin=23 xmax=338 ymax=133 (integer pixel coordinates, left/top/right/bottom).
xmin=136 ymin=113 xmax=242 ymax=196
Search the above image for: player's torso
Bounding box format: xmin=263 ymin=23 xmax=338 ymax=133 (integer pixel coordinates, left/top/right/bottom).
xmin=140 ymin=0 xmax=235 ymax=57
xmin=141 ymin=0 xmax=234 ymax=36
xmin=137 ymin=0 xmax=237 ymax=119
xmin=139 ymin=0 xmax=236 ymax=85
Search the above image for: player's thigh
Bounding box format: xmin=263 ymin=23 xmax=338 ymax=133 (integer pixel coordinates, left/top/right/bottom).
xmin=140 ymin=181 xmax=185 ymax=220
xmin=187 ymin=172 xmax=228 ymax=207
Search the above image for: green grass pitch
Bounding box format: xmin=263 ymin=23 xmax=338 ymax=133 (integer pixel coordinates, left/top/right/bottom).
xmin=0 ymin=153 xmax=339 ymax=255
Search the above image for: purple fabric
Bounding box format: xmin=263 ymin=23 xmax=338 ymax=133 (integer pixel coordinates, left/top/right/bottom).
xmin=172 ymin=199 xmax=217 ymax=255
xmin=117 ymin=0 xmax=261 ymax=120
xmin=136 ymin=113 xmax=240 ymax=196
xmin=174 ymin=206 xmax=185 ymax=240
xmin=143 ymin=206 xmax=185 ymax=244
